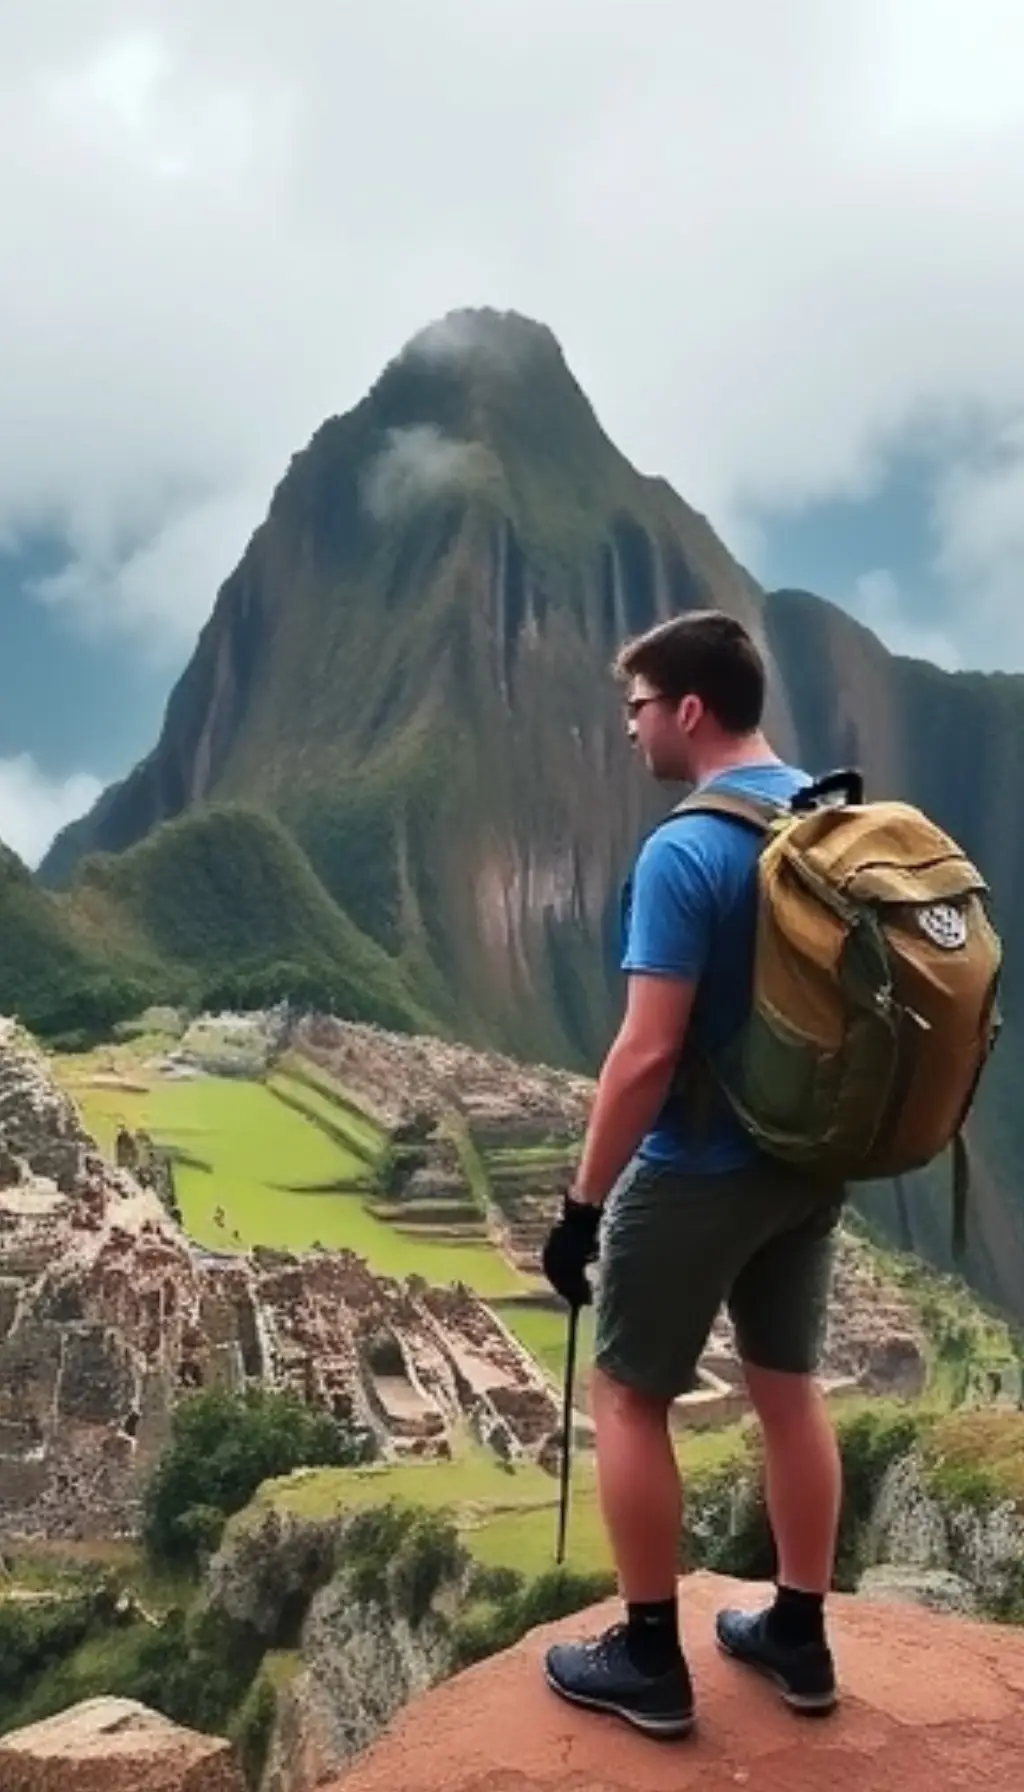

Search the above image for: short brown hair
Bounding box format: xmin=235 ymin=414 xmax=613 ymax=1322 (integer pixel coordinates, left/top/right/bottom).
xmin=613 ymin=609 xmax=765 ymax=734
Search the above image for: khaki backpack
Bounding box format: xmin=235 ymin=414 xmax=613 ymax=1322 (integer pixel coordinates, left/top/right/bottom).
xmin=672 ymin=769 xmax=1003 ymax=1256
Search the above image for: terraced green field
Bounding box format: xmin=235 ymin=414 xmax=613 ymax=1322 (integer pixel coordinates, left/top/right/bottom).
xmin=492 ymin=1297 xmax=595 ymax=1384
xmin=54 ymin=1049 xmax=530 ymax=1296
xmin=246 ymin=1426 xmax=750 ymax=1579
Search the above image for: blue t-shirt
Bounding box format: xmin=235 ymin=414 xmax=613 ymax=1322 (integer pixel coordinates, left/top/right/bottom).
xmin=620 ymin=761 xmax=811 ymax=1174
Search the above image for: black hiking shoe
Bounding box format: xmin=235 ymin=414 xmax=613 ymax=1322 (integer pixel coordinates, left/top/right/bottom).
xmin=715 ymin=1606 xmax=837 ymax=1714
xmin=544 ymin=1621 xmax=696 ymax=1740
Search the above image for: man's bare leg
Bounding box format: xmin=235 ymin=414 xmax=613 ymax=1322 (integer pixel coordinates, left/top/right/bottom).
xmin=542 ymin=1363 xmax=694 ymax=1736
xmin=590 ymin=1365 xmax=681 ymax=1605
xmin=743 ymin=1362 xmax=841 ymax=1593
xmin=714 ymin=1360 xmax=841 ymax=1714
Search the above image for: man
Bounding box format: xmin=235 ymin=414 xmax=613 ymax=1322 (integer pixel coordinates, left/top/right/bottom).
xmin=541 ymin=609 xmax=844 ymax=1740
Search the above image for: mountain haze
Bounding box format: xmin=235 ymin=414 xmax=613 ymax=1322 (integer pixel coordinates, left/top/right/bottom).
xmin=33 ymin=307 xmax=1024 ymax=1320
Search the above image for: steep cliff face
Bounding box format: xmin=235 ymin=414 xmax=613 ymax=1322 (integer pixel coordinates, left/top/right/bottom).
xmin=40 ymin=309 xmax=797 ymax=1068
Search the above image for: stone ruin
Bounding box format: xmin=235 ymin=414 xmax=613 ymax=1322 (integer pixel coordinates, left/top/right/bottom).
xmin=294 ymin=1014 xmax=593 ymax=1140
xmin=0 ymin=1006 xmax=951 ymax=1542
xmin=293 ymin=1015 xmax=933 ymax=1415
xmin=0 ymin=1019 xmax=562 ymax=1541
xmin=293 ymin=1014 xmax=588 ymax=1262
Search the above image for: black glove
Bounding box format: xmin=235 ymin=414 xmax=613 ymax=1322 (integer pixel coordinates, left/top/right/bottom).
xmin=541 ymin=1193 xmax=602 ymax=1309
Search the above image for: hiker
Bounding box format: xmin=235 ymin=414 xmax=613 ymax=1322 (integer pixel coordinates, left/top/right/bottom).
xmin=540 ymin=610 xmax=843 ymax=1738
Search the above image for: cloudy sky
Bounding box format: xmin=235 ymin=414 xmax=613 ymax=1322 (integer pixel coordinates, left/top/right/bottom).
xmin=3 ymin=0 xmax=1024 ymax=863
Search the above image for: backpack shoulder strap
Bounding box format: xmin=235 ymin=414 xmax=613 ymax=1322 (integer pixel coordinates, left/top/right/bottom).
xmin=669 ymin=788 xmax=787 ymax=835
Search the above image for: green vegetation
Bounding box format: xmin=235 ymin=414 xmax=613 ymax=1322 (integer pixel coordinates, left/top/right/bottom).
xmin=0 ymin=844 xmax=154 ymax=1046
xmin=274 ymin=1052 xmax=386 ymax=1161
xmin=244 ymin=1397 xmax=978 ymax=1595
xmin=491 ymin=1298 xmax=593 ymax=1385
xmin=851 ymin=1217 xmax=1023 ymax=1402
xmin=69 ymin=1072 xmax=370 ymax=1252
xmin=0 ymin=1587 xmax=118 ymax=1730
xmin=249 ymin=1434 xmax=562 ymax=1531
xmin=57 ymin=1052 xmax=529 ymax=1289
xmin=247 ymin=1422 xmax=752 ymax=1581
xmin=0 ymin=1598 xmax=264 ymax=1758
xmin=229 ymin=1670 xmax=279 ymax=1784
xmin=2 ymin=806 xmax=438 ymax=1047
xmin=142 ymin=1388 xmax=376 ymax=1571
xmin=921 ymin=1409 xmax=1024 ymax=1511
xmin=11 ymin=1381 xmax=1024 ymax=1769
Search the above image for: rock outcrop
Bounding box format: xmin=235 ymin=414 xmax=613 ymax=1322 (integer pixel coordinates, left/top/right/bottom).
xmin=862 ymin=1443 xmax=1024 ymax=1617
xmin=0 ymin=1021 xmax=561 ymax=1539
xmin=328 ymin=1569 xmax=1024 ymax=1791
xmin=0 ymin=1696 xmax=245 ymax=1792
xmin=256 ymin=1535 xmax=464 ymax=1792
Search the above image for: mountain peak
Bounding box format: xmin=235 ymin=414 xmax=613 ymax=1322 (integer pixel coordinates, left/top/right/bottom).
xmin=360 ymin=305 xmax=604 ymax=489
xmin=398 ymin=307 xmax=566 ymax=380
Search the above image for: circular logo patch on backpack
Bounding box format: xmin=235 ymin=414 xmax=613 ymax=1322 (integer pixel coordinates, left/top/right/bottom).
xmin=916 ymin=902 xmax=968 ymax=950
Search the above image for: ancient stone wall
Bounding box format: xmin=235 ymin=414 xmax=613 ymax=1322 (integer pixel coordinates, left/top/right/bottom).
xmin=294 ymin=1015 xmax=591 ymax=1142
xmin=0 ymin=1021 xmax=561 ymax=1541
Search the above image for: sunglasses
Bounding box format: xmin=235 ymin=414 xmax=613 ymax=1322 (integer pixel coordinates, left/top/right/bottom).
xmin=624 ymin=693 xmax=668 ymax=720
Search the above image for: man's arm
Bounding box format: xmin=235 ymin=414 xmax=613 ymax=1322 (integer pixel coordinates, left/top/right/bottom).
xmin=570 ymin=824 xmax=716 ymax=1207
xmin=571 ymin=970 xmax=696 ymax=1205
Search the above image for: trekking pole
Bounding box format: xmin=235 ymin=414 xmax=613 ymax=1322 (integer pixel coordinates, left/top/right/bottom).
xmin=555 ymin=1300 xmax=580 ymax=1566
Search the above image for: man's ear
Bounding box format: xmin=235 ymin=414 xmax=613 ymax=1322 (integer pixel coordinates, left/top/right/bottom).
xmin=677 ymin=693 xmax=703 ymax=734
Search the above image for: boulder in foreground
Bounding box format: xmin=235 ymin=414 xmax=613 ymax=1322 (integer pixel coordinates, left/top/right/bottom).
xmin=0 ymin=1695 xmax=245 ymax=1792
xmin=330 ymin=1569 xmax=1024 ymax=1791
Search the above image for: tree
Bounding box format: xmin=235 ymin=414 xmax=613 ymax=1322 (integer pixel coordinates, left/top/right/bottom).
xmin=141 ymin=1387 xmax=376 ymax=1570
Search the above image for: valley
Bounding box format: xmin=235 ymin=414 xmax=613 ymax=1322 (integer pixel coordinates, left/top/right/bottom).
xmin=5 ymin=999 xmax=1024 ymax=1783
xmin=37 ymin=1002 xmax=989 ymax=1482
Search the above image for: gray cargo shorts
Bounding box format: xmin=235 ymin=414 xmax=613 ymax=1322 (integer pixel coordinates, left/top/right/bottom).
xmin=593 ymin=1154 xmax=844 ymax=1401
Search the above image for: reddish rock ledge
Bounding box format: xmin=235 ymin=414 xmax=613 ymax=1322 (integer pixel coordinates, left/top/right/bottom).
xmin=330 ymin=1570 xmax=1024 ymax=1792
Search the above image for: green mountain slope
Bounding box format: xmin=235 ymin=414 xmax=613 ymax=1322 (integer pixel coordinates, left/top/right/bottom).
xmin=0 ymin=843 xmax=152 ymax=1039
xmin=3 ymin=808 xmax=432 ymax=1041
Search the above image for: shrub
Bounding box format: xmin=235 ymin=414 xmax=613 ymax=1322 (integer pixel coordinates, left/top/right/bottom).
xmin=680 ymin=1401 xmax=926 ymax=1592
xmin=0 ymin=1589 xmax=115 ymax=1723
xmin=117 ymin=1604 xmax=263 ymax=1736
xmin=832 ymin=1402 xmax=924 ymax=1587
xmin=141 ymin=1387 xmax=375 ymax=1570
xmin=452 ymin=1566 xmax=616 ymax=1668
xmin=230 ymin=1673 xmax=279 ymax=1790
xmin=343 ymin=1503 xmax=466 ymax=1626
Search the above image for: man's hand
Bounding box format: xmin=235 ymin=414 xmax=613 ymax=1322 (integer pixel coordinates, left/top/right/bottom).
xmin=541 ymin=1193 xmax=602 ymax=1309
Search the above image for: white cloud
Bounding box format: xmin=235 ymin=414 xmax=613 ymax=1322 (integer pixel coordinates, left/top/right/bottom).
xmin=1 ymin=1 xmax=1024 ymax=658
xmin=930 ymin=426 xmax=1024 ymax=668
xmin=850 ymin=569 xmax=960 ymax=670
xmin=361 ymin=425 xmax=486 ymax=524
xmin=0 ymin=756 xmax=103 ymax=867
xmin=29 ymin=483 xmax=265 ymax=655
